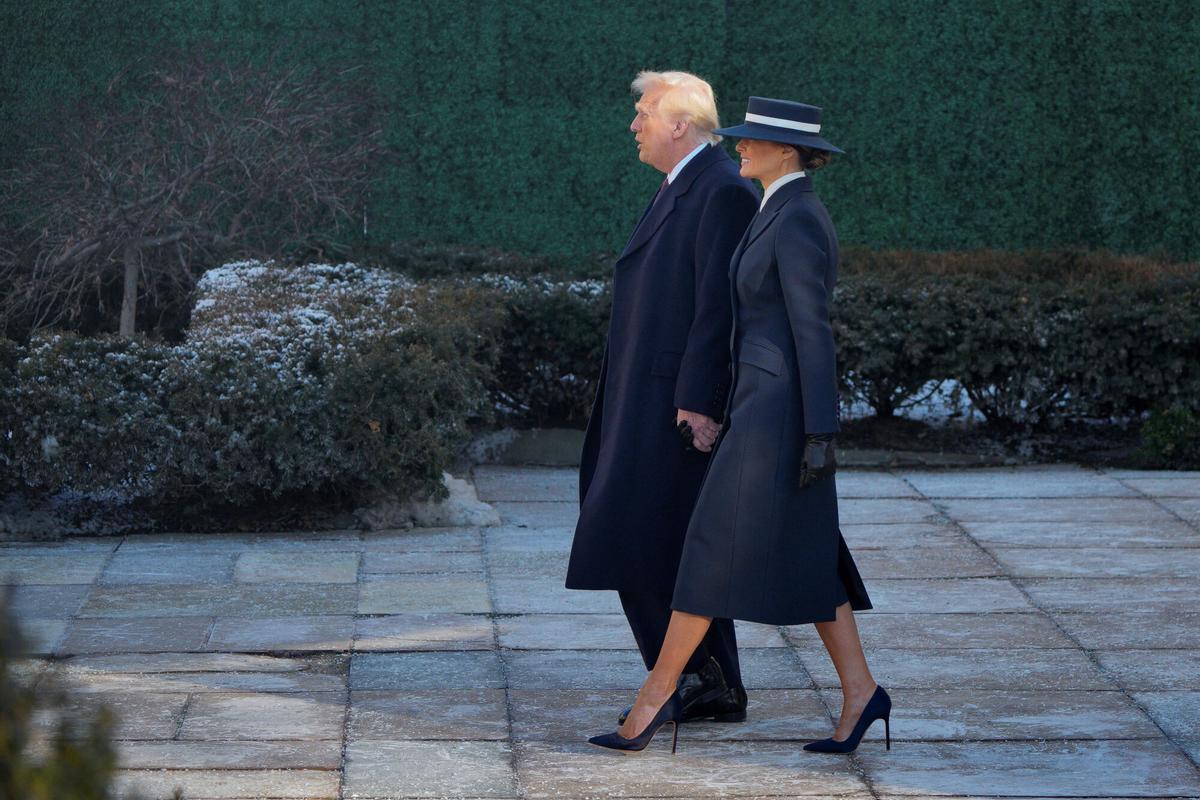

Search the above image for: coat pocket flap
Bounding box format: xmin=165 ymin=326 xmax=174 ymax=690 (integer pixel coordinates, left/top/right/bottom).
xmin=737 ymin=339 xmax=783 ymax=376
xmin=650 ymin=350 xmax=683 ymax=377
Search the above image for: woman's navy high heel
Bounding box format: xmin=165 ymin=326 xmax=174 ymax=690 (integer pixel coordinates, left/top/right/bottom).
xmin=803 ymin=685 xmax=891 ymax=754
xmin=588 ymin=691 xmax=683 ymax=754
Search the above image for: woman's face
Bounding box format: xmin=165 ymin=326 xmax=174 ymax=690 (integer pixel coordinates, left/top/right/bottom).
xmin=735 ymin=138 xmax=794 ymax=182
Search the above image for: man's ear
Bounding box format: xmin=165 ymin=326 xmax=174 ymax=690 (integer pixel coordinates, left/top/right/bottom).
xmin=672 ymin=119 xmax=690 ymax=140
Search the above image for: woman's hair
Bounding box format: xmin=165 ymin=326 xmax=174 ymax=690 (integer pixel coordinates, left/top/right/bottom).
xmin=789 ymin=145 xmax=834 ymax=172
xmin=631 ymin=71 xmax=721 ymax=145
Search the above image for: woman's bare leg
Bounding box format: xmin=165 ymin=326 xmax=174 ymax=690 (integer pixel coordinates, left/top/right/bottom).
xmin=618 ymin=610 xmax=713 ymax=738
xmin=813 ymin=601 xmax=878 ymax=740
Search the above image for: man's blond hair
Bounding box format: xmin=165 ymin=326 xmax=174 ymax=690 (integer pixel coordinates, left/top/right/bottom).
xmin=631 ymin=70 xmax=721 ymax=145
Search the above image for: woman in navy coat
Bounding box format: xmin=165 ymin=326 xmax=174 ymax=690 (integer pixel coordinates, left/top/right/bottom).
xmin=589 ymin=98 xmax=890 ymax=757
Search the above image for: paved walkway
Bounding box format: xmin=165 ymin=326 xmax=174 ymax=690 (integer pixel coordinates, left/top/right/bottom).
xmin=3 ymin=465 xmax=1199 ymax=799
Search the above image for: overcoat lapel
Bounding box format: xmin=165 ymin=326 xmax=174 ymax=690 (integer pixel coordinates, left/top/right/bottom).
xmin=618 ymin=145 xmax=727 ymax=262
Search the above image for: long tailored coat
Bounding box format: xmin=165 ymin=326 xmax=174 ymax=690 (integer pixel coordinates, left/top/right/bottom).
xmin=565 ymin=145 xmax=758 ymax=592
xmin=671 ymin=176 xmax=872 ymax=625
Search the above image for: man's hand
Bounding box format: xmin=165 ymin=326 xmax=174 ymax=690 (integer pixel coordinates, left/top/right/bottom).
xmin=676 ymin=409 xmax=721 ymax=453
xmin=799 ymin=433 xmax=837 ymax=488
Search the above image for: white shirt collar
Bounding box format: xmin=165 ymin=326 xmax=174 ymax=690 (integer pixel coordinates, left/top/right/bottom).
xmin=666 ymin=143 xmax=709 ymax=184
xmin=760 ymin=170 xmax=806 ymax=210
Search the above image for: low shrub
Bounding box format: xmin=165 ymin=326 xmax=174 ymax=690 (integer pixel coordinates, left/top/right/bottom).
xmin=473 ymin=275 xmax=611 ymax=427
xmin=479 ymin=248 xmax=1200 ymax=431
xmin=1140 ymin=407 xmax=1200 ymax=468
xmin=3 ymin=262 xmax=502 ymax=512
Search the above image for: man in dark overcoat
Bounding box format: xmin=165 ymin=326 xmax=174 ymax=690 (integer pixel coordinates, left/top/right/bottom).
xmin=565 ymin=70 xmax=758 ymax=722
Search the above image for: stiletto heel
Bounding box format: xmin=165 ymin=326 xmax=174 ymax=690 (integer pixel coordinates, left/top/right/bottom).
xmin=803 ymin=685 xmax=892 ymax=754
xmin=589 ymin=691 xmax=684 ymax=754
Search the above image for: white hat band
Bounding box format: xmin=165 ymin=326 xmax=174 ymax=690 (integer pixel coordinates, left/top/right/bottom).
xmin=744 ymin=112 xmax=821 ymax=133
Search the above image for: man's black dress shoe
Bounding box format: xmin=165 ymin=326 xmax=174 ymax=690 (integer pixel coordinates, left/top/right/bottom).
xmin=618 ymin=657 xmax=748 ymax=724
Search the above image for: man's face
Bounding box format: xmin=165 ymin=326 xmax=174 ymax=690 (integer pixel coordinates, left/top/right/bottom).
xmin=630 ymin=87 xmax=678 ymax=172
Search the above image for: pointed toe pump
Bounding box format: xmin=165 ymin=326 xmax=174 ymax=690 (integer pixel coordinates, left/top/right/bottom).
xmin=804 ymin=685 xmax=891 ymax=754
xmin=589 ymin=691 xmax=683 ymax=754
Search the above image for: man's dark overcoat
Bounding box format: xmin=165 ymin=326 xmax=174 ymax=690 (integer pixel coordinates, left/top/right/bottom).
xmin=671 ymin=176 xmax=872 ymax=625
xmin=565 ymin=144 xmax=758 ymax=592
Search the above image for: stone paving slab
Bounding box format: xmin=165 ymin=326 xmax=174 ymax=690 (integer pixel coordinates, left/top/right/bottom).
xmin=101 ymin=551 xmax=234 ymax=584
xmin=990 ymin=546 xmax=1200 ymax=578
xmin=358 ymin=573 xmax=492 ymax=614
xmin=115 ymin=769 xmax=339 ymax=799
xmin=354 ymin=612 xmax=494 ymax=651
xmin=1093 ymin=649 xmax=1200 ymax=690
xmin=117 ymin=739 xmax=342 ymax=769
xmin=14 ymin=618 xmax=66 ymax=655
xmin=78 ymin=583 xmax=359 ymax=618
xmin=7 ymin=464 xmax=1200 ymax=798
xmin=3 ymin=583 xmax=90 ymax=618
xmin=483 ymin=527 xmax=573 ymax=553
xmin=361 ymin=549 xmax=485 ymax=574
xmin=833 ymin=471 xmax=923 ymax=498
xmin=796 ymin=647 xmax=1118 ymax=690
xmin=473 ymin=466 xmax=579 ymax=503
xmin=839 ymin=522 xmax=973 ymax=550
xmin=57 ymin=667 xmax=345 ymax=694
xmin=835 ymin=688 xmax=1163 ymax=741
xmin=837 ymin=612 xmax=1077 ymax=650
xmin=516 ymin=740 xmax=871 ymax=797
xmin=57 ymin=616 xmax=213 ymax=655
xmin=361 ymin=528 xmax=482 ymax=553
xmin=349 ymin=688 xmax=509 ymax=740
xmin=509 ymin=688 xmax=833 ymax=742
xmin=862 ymin=579 xmax=1035 ymax=614
xmin=179 ymin=691 xmax=346 ymax=741
xmin=1054 ymin=612 xmax=1200 ymax=649
xmin=1131 ymin=691 xmax=1200 ymax=740
xmin=1018 ymin=577 xmax=1200 ymax=613
xmin=1162 ymin=497 xmax=1200 ymax=525
xmin=350 ymin=651 xmax=506 ymax=690
xmin=207 ymin=615 xmax=354 ymax=652
xmin=34 ymin=691 xmax=187 ymax=739
xmin=959 ymin=519 xmax=1200 ymax=548
xmin=856 ymin=741 xmax=1200 ymax=797
xmin=0 ymin=552 xmax=110 ymax=584
xmin=838 ymin=498 xmax=942 ymax=525
xmin=343 ymin=740 xmax=516 ymax=799
xmin=902 ymin=467 xmax=1137 ymax=498
xmin=234 ymin=551 xmax=360 ymax=584
xmin=1120 ymin=477 xmax=1200 ymax=496
xmin=60 ymin=651 xmax=315 ymax=672
xmin=937 ymin=497 xmax=1179 ymax=524
xmin=852 ymin=547 xmax=1002 ymax=579
xmin=490 ymin=576 xmax=624 ymax=614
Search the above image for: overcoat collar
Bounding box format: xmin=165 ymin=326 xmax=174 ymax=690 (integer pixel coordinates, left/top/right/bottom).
xmin=732 ymin=174 xmax=812 ymax=259
xmin=618 ymin=144 xmax=729 ymax=261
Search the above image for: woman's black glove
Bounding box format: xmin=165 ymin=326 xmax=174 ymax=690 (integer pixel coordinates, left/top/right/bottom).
xmin=677 ymin=419 xmax=696 ymax=452
xmin=799 ymin=433 xmax=837 ymax=488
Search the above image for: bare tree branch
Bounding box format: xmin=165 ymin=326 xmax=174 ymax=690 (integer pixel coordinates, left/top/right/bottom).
xmin=0 ymin=49 xmax=385 ymax=339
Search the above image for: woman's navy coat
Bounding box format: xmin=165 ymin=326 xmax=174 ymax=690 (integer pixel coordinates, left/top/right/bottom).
xmin=672 ymin=176 xmax=872 ymax=625
xmin=565 ymin=145 xmax=758 ymax=592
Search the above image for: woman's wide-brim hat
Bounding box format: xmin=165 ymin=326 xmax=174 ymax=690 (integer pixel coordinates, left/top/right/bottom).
xmin=714 ymin=96 xmax=843 ymax=153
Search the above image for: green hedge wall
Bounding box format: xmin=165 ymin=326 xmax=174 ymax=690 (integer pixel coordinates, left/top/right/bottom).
xmin=2 ymin=1 xmax=1198 ymax=258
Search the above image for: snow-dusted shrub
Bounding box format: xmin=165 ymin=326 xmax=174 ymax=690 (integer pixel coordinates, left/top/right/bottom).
xmin=471 ymin=274 xmax=611 ymax=426
xmin=4 ymin=262 xmax=501 ymax=511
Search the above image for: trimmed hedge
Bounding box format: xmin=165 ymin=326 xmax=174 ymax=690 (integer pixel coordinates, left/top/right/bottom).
xmin=2 ymin=262 xmax=502 ymax=508
xmin=2 ymin=2 xmax=1197 ymax=258
xmin=478 ymin=249 xmax=1200 ymax=430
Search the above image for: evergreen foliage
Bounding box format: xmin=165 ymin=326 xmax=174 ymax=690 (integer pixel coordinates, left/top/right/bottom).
xmin=2 ymin=1 xmax=1196 ymax=257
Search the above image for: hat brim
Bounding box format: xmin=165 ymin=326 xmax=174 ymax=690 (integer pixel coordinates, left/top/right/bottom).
xmin=713 ymin=121 xmax=844 ymax=154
